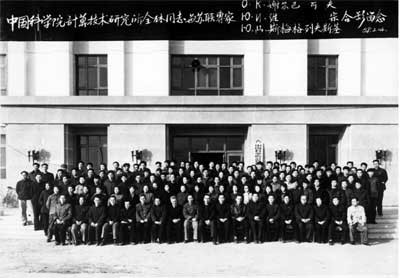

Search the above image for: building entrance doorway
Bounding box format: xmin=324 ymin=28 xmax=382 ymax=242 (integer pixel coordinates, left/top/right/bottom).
xmin=168 ymin=125 xmax=248 ymax=165
xmin=190 ymin=152 xmax=224 ymax=165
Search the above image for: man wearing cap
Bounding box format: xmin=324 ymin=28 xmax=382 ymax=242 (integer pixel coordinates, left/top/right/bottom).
xmin=16 ymin=171 xmax=34 ymax=226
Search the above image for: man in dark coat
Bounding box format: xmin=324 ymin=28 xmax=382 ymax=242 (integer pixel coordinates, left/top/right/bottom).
xmin=16 ymin=171 xmax=34 ymax=226
xmin=231 ymin=195 xmax=248 ymax=243
xmin=120 ymin=200 xmax=136 ymax=245
xmin=264 ymin=194 xmax=280 ymax=241
xmin=295 ymin=195 xmax=314 ymax=243
xmin=71 ymin=195 xmax=89 ymax=245
xmin=28 ymin=163 xmax=42 ymax=181
xmin=135 ymin=194 xmax=151 ymax=243
xmin=197 ymin=194 xmax=216 ymax=243
xmin=150 ymin=197 xmax=166 ymax=243
xmin=88 ymin=196 xmax=106 ymax=245
xmin=214 ymin=194 xmax=230 ymax=244
xmin=166 ymin=195 xmax=183 ymax=243
xmin=101 ymin=195 xmax=121 ymax=245
xmin=328 ymin=196 xmax=348 ymax=245
xmin=366 ymin=168 xmax=379 ymax=224
xmin=280 ymin=194 xmax=295 ymax=242
xmin=41 ymin=163 xmax=55 ymax=186
xmin=246 ymin=193 xmax=265 ymax=243
xmin=32 ymin=173 xmax=45 ymax=230
xmin=372 ymin=160 xmax=388 ymax=216
xmin=38 ymin=182 xmax=52 ymax=236
xmin=314 ymin=197 xmax=330 ymax=243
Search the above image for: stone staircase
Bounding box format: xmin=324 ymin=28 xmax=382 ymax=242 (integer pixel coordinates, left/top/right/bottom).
xmin=368 ymin=206 xmax=398 ymax=240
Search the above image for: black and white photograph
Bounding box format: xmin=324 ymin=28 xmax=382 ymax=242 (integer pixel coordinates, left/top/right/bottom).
xmin=0 ymin=0 xmax=398 ymax=277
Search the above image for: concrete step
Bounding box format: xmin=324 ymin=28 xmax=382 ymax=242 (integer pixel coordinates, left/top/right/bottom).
xmin=378 ymin=215 xmax=398 ymax=219
xmin=375 ymin=218 xmax=398 ymax=224
xmin=368 ymin=233 xmax=397 ymax=239
xmin=368 ymin=228 xmax=397 ymax=234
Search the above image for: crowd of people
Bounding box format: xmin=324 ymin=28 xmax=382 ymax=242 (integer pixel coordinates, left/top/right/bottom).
xmin=15 ymin=159 xmax=388 ymax=246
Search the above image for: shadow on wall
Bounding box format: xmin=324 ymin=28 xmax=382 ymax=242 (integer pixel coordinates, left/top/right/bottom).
xmin=141 ymin=149 xmax=153 ymax=164
xmin=38 ymin=149 xmax=51 ymax=163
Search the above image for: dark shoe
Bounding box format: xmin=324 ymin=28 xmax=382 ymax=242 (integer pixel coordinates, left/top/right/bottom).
xmin=55 ymin=242 xmax=60 ymax=245
xmin=61 ymin=242 xmax=66 ymax=246
xmin=96 ymin=241 xmax=101 ymax=246
xmin=46 ymin=238 xmax=51 ymax=243
xmin=329 ymin=240 xmax=334 ymax=246
xmin=100 ymin=241 xmax=106 ymax=246
xmin=87 ymin=241 xmax=94 ymax=245
xmin=184 ymin=240 xmax=189 ymax=243
xmin=363 ymin=242 xmax=370 ymax=246
xmin=213 ymin=241 xmax=217 ymax=245
xmin=113 ymin=239 xmax=118 ymax=245
xmin=350 ymin=241 xmax=355 ymax=245
xmin=371 ymin=221 xmax=377 ymax=224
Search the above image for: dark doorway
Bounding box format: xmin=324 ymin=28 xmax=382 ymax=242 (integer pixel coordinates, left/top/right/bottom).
xmin=191 ymin=152 xmax=224 ymax=165
xmin=308 ymin=125 xmax=346 ymax=165
xmin=65 ymin=125 xmax=108 ymax=171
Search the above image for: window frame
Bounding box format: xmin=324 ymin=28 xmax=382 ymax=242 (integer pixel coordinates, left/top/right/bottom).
xmin=170 ymin=55 xmax=244 ymax=96
xmin=75 ymin=54 xmax=108 ymax=96
xmin=0 ymin=133 xmax=6 ymax=179
xmin=307 ymin=55 xmax=338 ymax=96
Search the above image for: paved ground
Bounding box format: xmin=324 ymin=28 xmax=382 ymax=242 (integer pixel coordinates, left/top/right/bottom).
xmin=0 ymin=208 xmax=398 ymax=278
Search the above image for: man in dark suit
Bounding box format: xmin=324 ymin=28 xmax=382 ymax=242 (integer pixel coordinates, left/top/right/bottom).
xmin=88 ymin=196 xmax=106 ymax=245
xmin=32 ymin=173 xmax=45 ymax=230
xmin=372 ymin=159 xmax=388 ymax=216
xmin=231 ymin=195 xmax=247 ymax=243
xmin=328 ymin=196 xmax=348 ymax=245
xmin=247 ymin=193 xmax=265 ymax=243
xmin=120 ymin=200 xmax=136 ymax=245
xmin=166 ymin=196 xmax=183 ymax=243
xmin=214 ymin=194 xmax=230 ymax=244
xmin=280 ymin=194 xmax=295 ymax=242
xmin=41 ymin=163 xmax=55 ymax=185
xmin=151 ymin=197 xmax=166 ymax=243
xmin=295 ymin=195 xmax=314 ymax=243
xmin=314 ymin=197 xmax=330 ymax=243
xmin=101 ymin=195 xmax=121 ymax=245
xmin=135 ymin=194 xmax=151 ymax=243
xmin=197 ymin=194 xmax=216 ymax=243
xmin=264 ymin=194 xmax=280 ymax=242
xmin=71 ymin=195 xmax=89 ymax=245
xmin=16 ymin=171 xmax=34 ymax=226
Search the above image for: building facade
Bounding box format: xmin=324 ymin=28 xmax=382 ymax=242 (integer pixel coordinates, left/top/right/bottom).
xmin=0 ymin=39 xmax=398 ymax=205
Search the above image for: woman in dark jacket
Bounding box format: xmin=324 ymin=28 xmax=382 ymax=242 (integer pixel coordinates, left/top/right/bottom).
xmin=38 ymin=182 xmax=53 ymax=236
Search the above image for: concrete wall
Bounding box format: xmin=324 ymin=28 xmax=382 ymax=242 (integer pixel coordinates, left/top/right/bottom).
xmin=108 ymin=124 xmax=166 ymax=171
xmin=244 ymin=124 xmax=307 ymax=166
xmin=4 ymin=124 xmax=64 ymax=186
xmin=338 ymin=124 xmax=398 ymax=206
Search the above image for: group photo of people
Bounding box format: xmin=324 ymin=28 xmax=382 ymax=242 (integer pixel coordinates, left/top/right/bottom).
xmin=15 ymin=158 xmax=388 ymax=247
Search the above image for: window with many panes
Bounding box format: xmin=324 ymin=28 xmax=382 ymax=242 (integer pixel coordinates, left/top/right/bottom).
xmin=76 ymin=55 xmax=108 ymax=96
xmin=0 ymin=134 xmax=6 ymax=179
xmin=308 ymin=55 xmax=338 ymax=96
xmin=0 ymin=54 xmax=7 ymax=96
xmin=171 ymin=55 xmax=243 ymax=96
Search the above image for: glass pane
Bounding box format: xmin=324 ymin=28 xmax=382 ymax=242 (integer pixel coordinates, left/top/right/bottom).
xmin=0 ymin=135 xmax=5 ymax=145
xmin=100 ymin=136 xmax=107 ymax=146
xmin=220 ymin=67 xmax=231 ymax=88
xmin=328 ymin=57 xmax=337 ymax=65
xmin=328 ymin=68 xmax=337 ymax=88
xmin=88 ymin=136 xmax=100 ymax=145
xmin=208 ymin=137 xmax=225 ymax=151
xmin=208 ymin=57 xmax=217 ymax=65
xmin=182 ymin=68 xmax=195 ymax=89
xmin=99 ymin=68 xmax=107 ymax=87
xmin=316 ymin=67 xmax=325 ymax=89
xmin=191 ymin=137 xmax=207 ymax=151
xmin=77 ymin=56 xmax=86 ymax=66
xmin=87 ymin=57 xmax=97 ymax=66
xmin=98 ymin=89 xmax=107 ymax=96
xmin=228 ymin=155 xmax=241 ymax=165
xmin=0 ymin=147 xmax=6 ymax=166
xmin=173 ymin=137 xmax=189 ymax=153
xmin=87 ymin=90 xmax=97 ymax=96
xmin=0 ymin=89 xmax=6 ymax=96
xmin=99 ymin=56 xmax=107 ymax=65
xmin=219 ymin=89 xmax=243 ymax=96
xmin=220 ymin=57 xmax=230 ymax=66
xmin=308 ymin=89 xmax=326 ymax=96
xmin=89 ymin=147 xmax=100 ymax=165
xmin=78 ymin=90 xmax=87 ymax=96
xmin=183 ymin=57 xmax=194 ymax=66
xmin=197 ymin=69 xmax=207 ymax=87
xmin=88 ymin=68 xmax=97 ymax=89
xmin=233 ymin=68 xmax=242 ymax=87
xmin=208 ymin=68 xmax=217 ymax=87
xmin=80 ymin=147 xmax=88 ymax=162
xmin=172 ymin=56 xmax=182 ymax=66
xmin=80 ymin=136 xmax=87 ymax=145
xmin=172 ymin=68 xmax=182 ymax=88
xmin=197 ymin=57 xmax=206 ymax=65
xmin=226 ymin=137 xmax=243 ymax=150
xmin=233 ymin=57 xmax=242 ymax=65
xmin=327 ymin=89 xmax=337 ymax=96
xmin=78 ymin=68 xmax=87 ymax=88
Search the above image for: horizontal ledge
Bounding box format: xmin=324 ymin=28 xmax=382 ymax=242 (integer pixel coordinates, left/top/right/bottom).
xmin=0 ymin=96 xmax=398 ymax=107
